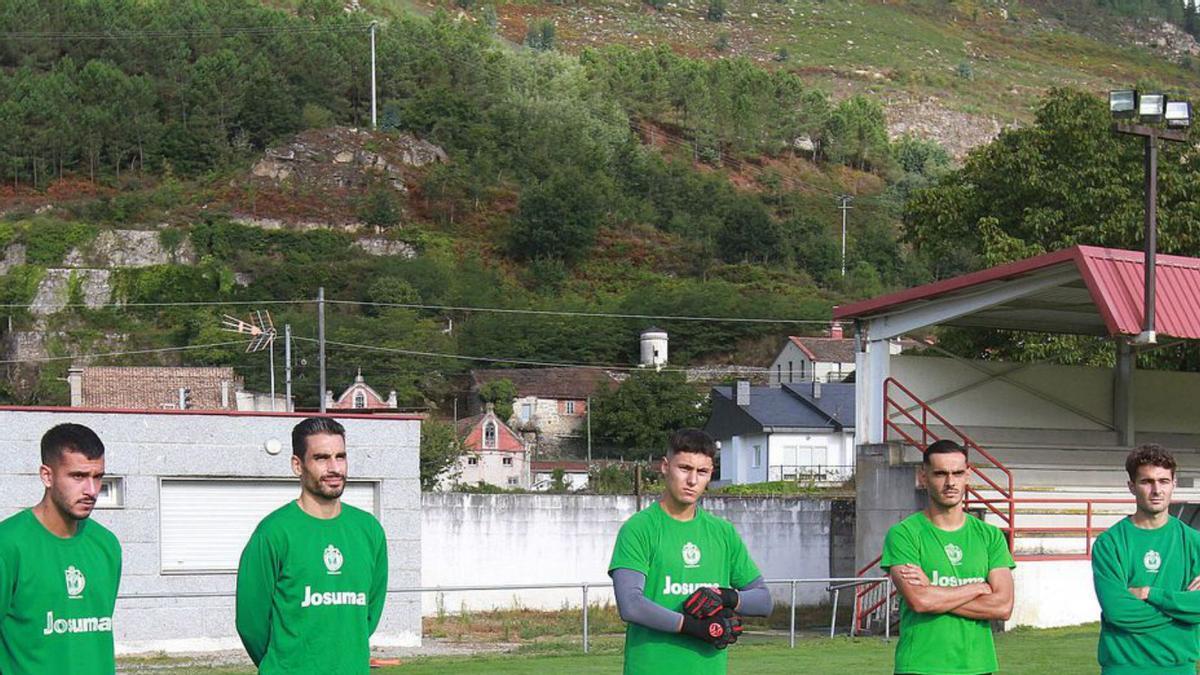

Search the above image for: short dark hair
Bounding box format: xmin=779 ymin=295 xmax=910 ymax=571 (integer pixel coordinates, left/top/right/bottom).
xmin=1126 ymin=444 xmax=1176 ymax=481
xmin=667 ymin=428 xmax=717 ymax=459
xmin=923 ymin=439 xmax=967 ymax=465
xmin=41 ymin=423 xmax=105 ymax=466
xmin=292 ymin=417 xmax=346 ymax=459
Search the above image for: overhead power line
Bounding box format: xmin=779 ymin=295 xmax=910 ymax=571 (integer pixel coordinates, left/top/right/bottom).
xmin=293 ymin=336 xmax=771 ymax=373
xmin=0 ymin=340 xmax=247 ymax=366
xmin=326 ymin=300 xmax=835 ymax=325
xmin=2 ymin=24 xmax=373 ymax=41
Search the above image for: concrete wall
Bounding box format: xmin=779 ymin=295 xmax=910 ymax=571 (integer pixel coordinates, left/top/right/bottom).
xmin=854 ymin=443 xmax=924 ymax=570
xmin=420 ymin=493 xmax=846 ymax=614
xmin=1009 ymin=559 xmax=1100 ymax=629
xmin=0 ymin=408 xmax=422 ymax=654
xmin=720 ymin=433 xmax=769 ymax=483
xmin=890 ymin=355 xmax=1200 ymax=435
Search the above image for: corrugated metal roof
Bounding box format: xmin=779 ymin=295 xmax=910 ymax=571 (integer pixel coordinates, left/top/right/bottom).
xmin=834 ymin=245 xmax=1200 ymax=341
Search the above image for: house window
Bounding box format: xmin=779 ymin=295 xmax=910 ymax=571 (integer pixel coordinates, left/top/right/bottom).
xmin=753 ymin=445 xmax=762 ymax=468
xmin=502 ymin=456 xmax=513 ymax=466
xmin=788 ymin=361 xmax=793 ymax=383
xmin=776 ymin=364 xmax=782 ymax=381
xmin=467 ymin=456 xmax=479 ymax=466
xmin=353 ymin=392 xmax=366 ymax=409
xmin=800 ymin=360 xmax=808 ymax=380
xmin=484 ymin=422 xmax=497 ymax=449
xmin=507 ymin=476 xmax=520 ymax=486
xmin=565 ymin=400 xmax=576 ymax=415
xmin=519 ymin=403 xmax=533 ymax=422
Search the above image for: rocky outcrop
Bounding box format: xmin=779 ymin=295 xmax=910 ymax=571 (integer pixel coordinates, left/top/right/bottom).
xmin=1121 ymin=18 xmax=1200 ymax=63
xmin=352 ymin=237 xmax=418 ymax=258
xmin=249 ymin=127 xmax=447 ymax=192
xmin=63 ymin=229 xmax=196 ymax=268
xmin=887 ymin=97 xmax=1010 ymax=162
xmin=30 ymin=269 xmax=113 ymax=315
xmin=0 ymin=244 xmax=26 ymax=275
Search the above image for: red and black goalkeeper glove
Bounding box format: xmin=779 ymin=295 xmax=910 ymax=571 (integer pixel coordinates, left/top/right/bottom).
xmin=683 ymin=586 xmax=740 ymax=619
xmin=680 ymin=609 xmax=743 ymax=649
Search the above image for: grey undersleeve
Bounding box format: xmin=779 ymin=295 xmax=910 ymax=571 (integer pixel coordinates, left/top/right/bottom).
xmin=736 ymin=576 xmax=773 ymax=617
xmin=610 ymin=568 xmax=684 ymax=634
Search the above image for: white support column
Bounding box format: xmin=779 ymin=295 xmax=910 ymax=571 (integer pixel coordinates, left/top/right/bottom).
xmin=855 ymin=322 xmax=892 ymax=445
xmin=1114 ymin=340 xmax=1135 ymax=446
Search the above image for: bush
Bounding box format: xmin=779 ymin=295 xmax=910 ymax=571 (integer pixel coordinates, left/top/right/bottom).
xmin=301 ymin=103 xmax=335 ymax=129
xmin=525 ymin=20 xmax=556 ymax=51
xmin=359 ymin=186 xmax=403 ymax=229
xmin=22 ymin=220 xmax=98 ymax=266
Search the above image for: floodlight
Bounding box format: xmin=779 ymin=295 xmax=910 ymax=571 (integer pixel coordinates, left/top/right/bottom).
xmin=1165 ymin=100 xmax=1192 ymax=128
xmin=1109 ymin=90 xmax=1137 ymax=118
xmin=1139 ymin=93 xmax=1166 ymax=122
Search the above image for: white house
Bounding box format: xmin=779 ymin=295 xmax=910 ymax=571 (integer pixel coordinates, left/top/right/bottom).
xmin=705 ymin=381 xmax=855 ymax=485
xmin=769 ymin=324 xmax=912 ymax=385
xmin=454 ymin=405 xmax=530 ymax=489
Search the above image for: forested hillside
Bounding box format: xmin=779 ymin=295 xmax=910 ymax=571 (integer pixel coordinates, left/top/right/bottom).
xmin=2 ymin=0 xmax=1200 ymax=438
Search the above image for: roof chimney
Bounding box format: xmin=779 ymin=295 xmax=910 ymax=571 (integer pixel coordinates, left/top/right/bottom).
xmin=736 ymin=380 xmax=751 ymax=407
xmin=67 ymin=367 xmax=83 ymax=407
xmin=830 ymin=322 xmax=844 ymax=340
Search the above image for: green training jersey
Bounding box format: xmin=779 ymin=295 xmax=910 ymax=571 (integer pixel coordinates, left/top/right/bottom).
xmin=0 ymin=508 xmax=122 ymax=675
xmin=881 ymin=511 xmax=1015 ymax=675
xmin=235 ymin=501 xmax=388 ymax=675
xmin=1093 ymin=516 xmax=1200 ymax=675
xmin=608 ymin=501 xmax=761 ymax=675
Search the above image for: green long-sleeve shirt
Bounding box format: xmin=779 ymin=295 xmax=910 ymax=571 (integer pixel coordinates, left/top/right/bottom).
xmin=1092 ymin=515 xmax=1200 ymax=675
xmin=235 ymin=501 xmax=388 ymax=674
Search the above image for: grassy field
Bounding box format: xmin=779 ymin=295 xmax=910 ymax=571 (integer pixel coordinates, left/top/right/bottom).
xmin=123 ymin=623 xmax=1115 ymax=674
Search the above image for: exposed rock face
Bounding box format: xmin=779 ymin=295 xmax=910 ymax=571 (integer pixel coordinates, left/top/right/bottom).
xmin=30 ymin=269 xmax=113 ymax=315
xmin=248 ymin=127 xmax=447 ymax=192
xmin=352 ymin=237 xmax=418 ymax=258
xmin=1121 ymin=18 xmax=1200 ymax=63
xmin=887 ymin=97 xmax=1009 ymax=162
xmin=63 ymin=229 xmax=196 ymax=268
xmin=0 ymin=244 xmax=26 ymax=275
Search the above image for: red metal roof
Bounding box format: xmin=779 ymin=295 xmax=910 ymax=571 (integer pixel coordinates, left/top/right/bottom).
xmin=834 ymin=245 xmax=1200 ymax=340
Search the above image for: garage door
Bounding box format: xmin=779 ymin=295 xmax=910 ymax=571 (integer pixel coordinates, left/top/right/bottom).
xmin=159 ymin=479 xmax=378 ymax=573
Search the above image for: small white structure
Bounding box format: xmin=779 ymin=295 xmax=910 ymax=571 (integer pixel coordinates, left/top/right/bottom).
xmin=768 ymin=324 xmax=910 ymax=385
xmin=706 ymin=382 xmax=855 ymax=485
xmin=639 ymin=327 xmax=668 ymax=368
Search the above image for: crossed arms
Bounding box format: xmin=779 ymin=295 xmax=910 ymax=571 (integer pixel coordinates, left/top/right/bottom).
xmin=889 ymin=564 xmax=1014 ymax=621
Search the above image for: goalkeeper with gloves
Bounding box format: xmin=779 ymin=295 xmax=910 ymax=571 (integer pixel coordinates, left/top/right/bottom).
xmin=608 ymin=429 xmax=773 ymax=674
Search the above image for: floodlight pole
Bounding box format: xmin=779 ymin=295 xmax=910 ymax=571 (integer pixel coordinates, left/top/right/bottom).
xmin=1112 ymin=123 xmax=1188 ymax=344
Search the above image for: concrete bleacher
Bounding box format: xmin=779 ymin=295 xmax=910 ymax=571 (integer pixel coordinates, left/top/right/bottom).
xmin=890 ymin=424 xmax=1200 ymax=556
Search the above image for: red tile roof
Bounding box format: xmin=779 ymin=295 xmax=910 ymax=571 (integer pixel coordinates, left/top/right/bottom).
xmin=788 ymin=336 xmax=856 ymax=363
xmin=75 ymin=367 xmax=243 ymax=410
xmin=834 ymin=245 xmax=1200 ymax=340
xmin=471 ymin=368 xmax=618 ymax=400
xmin=459 ymin=412 xmax=525 ymax=453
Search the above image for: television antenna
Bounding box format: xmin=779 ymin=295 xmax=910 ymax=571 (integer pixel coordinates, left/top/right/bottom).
xmin=221 ymin=310 xmax=280 ymax=411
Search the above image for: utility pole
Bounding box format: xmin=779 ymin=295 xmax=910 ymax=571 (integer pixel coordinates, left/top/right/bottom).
xmin=586 ymin=396 xmax=592 ymax=464
xmin=838 ymin=195 xmax=853 ymax=276
xmin=370 ymin=21 xmax=378 ymax=129
xmin=284 ymin=324 xmax=293 ymax=412
xmin=318 ymin=287 xmax=327 ymax=413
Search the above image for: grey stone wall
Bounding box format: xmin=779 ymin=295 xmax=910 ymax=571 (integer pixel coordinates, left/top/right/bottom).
xmin=0 ymin=409 xmax=421 ymax=653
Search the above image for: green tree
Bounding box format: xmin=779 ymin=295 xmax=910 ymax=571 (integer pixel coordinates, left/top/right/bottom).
xmin=508 ymin=170 xmax=608 ymax=264
xmin=591 ymin=370 xmax=708 ymax=459
xmin=420 ymin=419 xmax=463 ymax=490
xmin=478 ymin=378 xmax=516 ymax=420
xmin=824 ymin=95 xmax=891 ymax=171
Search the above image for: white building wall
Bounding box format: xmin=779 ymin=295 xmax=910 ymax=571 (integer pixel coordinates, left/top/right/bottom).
xmin=457 ymin=450 xmax=528 ymax=488
xmin=421 ymin=494 xmax=838 ymax=613
xmin=1008 ymin=559 xmax=1100 ymax=629
xmin=0 ymin=408 xmax=422 ymax=653
xmin=765 ymin=431 xmax=855 ymax=482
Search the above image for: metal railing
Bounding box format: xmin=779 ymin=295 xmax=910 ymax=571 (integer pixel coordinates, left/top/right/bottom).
xmin=119 ymin=577 xmax=892 ymax=653
xmin=766 ymin=464 xmax=855 ymax=484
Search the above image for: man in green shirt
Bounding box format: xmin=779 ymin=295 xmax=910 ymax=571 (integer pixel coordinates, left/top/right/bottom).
xmin=882 ymin=439 xmax=1015 ymax=675
xmin=1093 ymin=444 xmax=1200 ymax=675
xmin=608 ymin=428 xmax=773 ymax=675
xmin=236 ymin=417 xmax=388 ymax=675
xmin=0 ymin=423 xmax=122 ymax=675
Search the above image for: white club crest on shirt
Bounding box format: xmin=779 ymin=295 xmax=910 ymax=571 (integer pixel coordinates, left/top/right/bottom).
xmin=1144 ymin=550 xmax=1162 ymax=573
xmin=65 ymin=566 xmax=86 ymax=598
xmin=944 ymin=543 xmax=964 ymax=566
xmin=682 ymin=542 xmax=702 ymax=568
xmin=324 ymin=545 xmax=344 ymax=575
